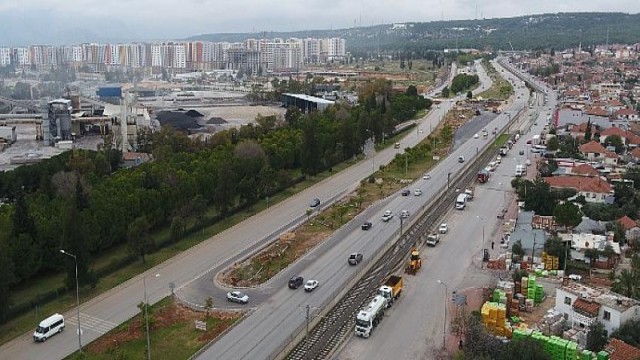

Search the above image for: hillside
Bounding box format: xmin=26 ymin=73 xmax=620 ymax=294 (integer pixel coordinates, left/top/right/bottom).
xmin=187 ymin=12 xmax=640 ymax=54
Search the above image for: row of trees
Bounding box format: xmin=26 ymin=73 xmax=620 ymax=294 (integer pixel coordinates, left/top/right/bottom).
xmin=0 ymin=79 xmax=431 ymax=322
xmin=441 ymin=73 xmax=480 ymax=97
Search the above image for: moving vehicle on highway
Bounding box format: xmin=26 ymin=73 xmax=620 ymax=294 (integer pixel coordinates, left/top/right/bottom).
xmin=309 ymin=198 xmax=320 ymax=208
xmin=458 ymin=155 xmax=465 ymax=163
xmin=226 ymin=291 xmax=249 ymax=304
xmin=348 ymin=253 xmax=363 ymax=265
xmin=378 ymin=275 xmax=403 ymax=307
xmin=400 ymin=210 xmax=410 ymax=219
xmin=401 ymin=189 xmax=410 ymax=196
xmin=413 ymin=189 xmax=422 ymax=196
xmin=438 ymin=223 xmax=449 ymax=233
xmin=361 ymin=221 xmax=372 ymax=230
xmin=455 ymin=193 xmax=468 ymax=210
xmin=288 ymin=276 xmax=304 ymax=289
xmin=33 ymin=313 xmax=65 ymax=342
xmin=304 ymin=280 xmax=319 ymax=292
xmin=355 ymin=295 xmax=387 ymax=338
xmin=382 ymin=210 xmax=394 ymax=222
xmin=426 ymin=234 xmax=440 ymax=247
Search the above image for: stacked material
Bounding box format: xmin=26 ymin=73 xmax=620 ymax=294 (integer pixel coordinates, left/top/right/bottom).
xmin=481 ymin=302 xmax=509 ymax=336
xmin=510 ymin=329 xmax=610 ymax=360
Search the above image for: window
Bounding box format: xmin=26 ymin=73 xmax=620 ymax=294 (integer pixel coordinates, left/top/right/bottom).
xmin=565 ymin=296 xmax=572 ymax=305
xmin=603 ymin=310 xmax=611 ymax=321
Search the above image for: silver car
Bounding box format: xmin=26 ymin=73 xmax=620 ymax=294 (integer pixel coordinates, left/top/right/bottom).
xmin=226 ymin=291 xmax=249 ymax=304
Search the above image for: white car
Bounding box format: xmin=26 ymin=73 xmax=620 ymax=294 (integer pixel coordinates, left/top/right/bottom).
xmin=226 ymin=291 xmax=249 ymax=304
xmin=382 ymin=210 xmax=394 ymax=222
xmin=304 ymin=280 xmax=319 ymax=292
xmin=423 ymin=174 xmax=431 ymax=180
xmin=414 ymin=189 xmax=422 ymax=196
xmin=400 ymin=210 xmax=410 ymax=219
xmin=496 ymin=155 xmax=502 ymax=164
xmin=438 ymin=223 xmax=449 ymax=234
xmin=474 ymin=133 xmax=479 ymax=139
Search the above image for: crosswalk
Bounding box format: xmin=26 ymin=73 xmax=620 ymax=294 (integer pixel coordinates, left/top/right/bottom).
xmin=64 ymin=313 xmax=117 ymax=335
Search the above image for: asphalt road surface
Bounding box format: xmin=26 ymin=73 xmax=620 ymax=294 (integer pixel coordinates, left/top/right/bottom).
xmin=193 ymin=61 xmax=505 ymax=359
xmin=335 ymin=59 xmax=559 ymax=360
xmin=0 ymin=66 xmax=465 ymax=359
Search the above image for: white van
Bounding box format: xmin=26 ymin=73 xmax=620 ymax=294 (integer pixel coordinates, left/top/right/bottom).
xmin=455 ymin=193 xmax=468 ymax=210
xmin=33 ymin=313 xmax=64 ymax=342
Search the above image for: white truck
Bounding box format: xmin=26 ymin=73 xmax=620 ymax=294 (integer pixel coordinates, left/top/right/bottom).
xmin=355 ymin=295 xmax=387 ymax=338
xmin=455 ymin=193 xmax=468 ymax=210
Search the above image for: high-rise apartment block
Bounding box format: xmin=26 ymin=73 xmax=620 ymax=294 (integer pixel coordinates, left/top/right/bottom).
xmin=0 ymin=37 xmax=346 ymax=73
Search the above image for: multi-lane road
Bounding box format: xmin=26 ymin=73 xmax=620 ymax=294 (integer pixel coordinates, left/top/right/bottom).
xmin=0 ymin=64 xmax=467 ymax=360
xmin=336 ymin=60 xmax=558 ymax=360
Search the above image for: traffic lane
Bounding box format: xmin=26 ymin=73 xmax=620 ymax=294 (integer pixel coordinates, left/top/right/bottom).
xmin=452 ymin=113 xmax=499 ymax=150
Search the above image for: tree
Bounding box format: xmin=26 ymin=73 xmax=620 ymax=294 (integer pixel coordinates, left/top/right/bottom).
xmin=611 ymin=318 xmax=640 ymax=347
xmin=169 ymin=216 xmax=186 ymax=242
xmin=586 ymin=321 xmax=608 ymax=352
xmin=543 ymin=236 xmax=570 ymax=270
xmin=512 ymin=240 xmax=525 ymax=260
xmin=467 ymin=90 xmax=473 ymax=99
xmin=204 ymin=297 xmax=213 ymax=319
xmin=584 ymin=248 xmax=601 ymax=268
xmin=500 ymin=337 xmax=551 ymax=360
xmin=405 ymin=85 xmax=418 ymax=97
xmin=604 ymin=134 xmax=624 ymax=154
xmin=546 ymin=136 xmax=560 ymax=151
xmin=128 ymin=216 xmax=154 ymax=263
xmin=441 ymin=86 xmax=450 ymax=98
xmin=584 ymin=120 xmax=593 ymax=142
xmin=612 ymin=269 xmax=637 ymax=299
xmin=0 ymin=241 xmax=15 ymax=321
xmin=553 ymin=202 xmax=582 ymax=229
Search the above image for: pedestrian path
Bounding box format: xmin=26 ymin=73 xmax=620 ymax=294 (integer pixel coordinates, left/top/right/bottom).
xmin=64 ymin=313 xmax=116 ymax=335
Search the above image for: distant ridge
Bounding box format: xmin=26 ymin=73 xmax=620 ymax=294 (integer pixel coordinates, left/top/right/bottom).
xmin=187 ymin=12 xmax=640 ymax=54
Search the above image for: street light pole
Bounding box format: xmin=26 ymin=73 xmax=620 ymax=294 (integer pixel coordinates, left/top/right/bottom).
xmin=437 ymin=280 xmax=448 ymax=349
xmin=60 ymin=249 xmax=82 ymax=353
xmin=144 ymin=277 xmax=151 ymax=360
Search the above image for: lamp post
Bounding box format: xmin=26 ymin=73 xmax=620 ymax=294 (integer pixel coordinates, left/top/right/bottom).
xmin=143 ymin=274 xmax=159 ymax=360
xmin=437 ymin=280 xmax=448 ymax=349
xmin=60 ymin=249 xmax=82 ymax=353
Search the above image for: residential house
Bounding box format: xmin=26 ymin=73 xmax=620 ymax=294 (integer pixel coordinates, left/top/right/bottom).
xmin=600 ymin=127 xmax=630 ymax=146
xmin=571 ymin=163 xmax=599 ymax=177
xmin=555 ymin=282 xmax=640 ymax=337
xmin=615 ymin=108 xmax=639 ymax=121
xmin=579 ymin=141 xmax=618 ymax=165
xmin=618 ymin=216 xmax=640 ymax=245
xmin=558 ymin=233 xmax=620 ymax=265
xmin=605 ymin=338 xmax=640 ymax=360
xmin=122 ymin=152 xmax=152 ymax=168
xmin=630 ymin=147 xmax=640 ymax=163
xmin=545 ymin=176 xmax=613 ymax=203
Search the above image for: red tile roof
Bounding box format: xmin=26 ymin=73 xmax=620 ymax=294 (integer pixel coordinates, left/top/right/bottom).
xmin=572 ymin=164 xmax=599 ymax=176
xmin=630 ymin=147 xmax=640 ymax=158
xmin=573 ymin=298 xmax=601 ymax=317
xmin=600 ymin=127 xmax=628 ymax=139
xmin=606 ymin=338 xmax=640 ymax=360
xmin=615 ymin=108 xmax=639 ymax=116
xmin=609 ymin=99 xmax=624 ymax=107
xmin=571 ymin=123 xmax=590 ymax=133
xmin=586 ymin=106 xmax=609 ymax=117
xmin=545 ymin=176 xmax=612 ymax=194
xmin=618 ymin=216 xmax=639 ymax=231
xmin=579 ymin=141 xmax=608 ymax=154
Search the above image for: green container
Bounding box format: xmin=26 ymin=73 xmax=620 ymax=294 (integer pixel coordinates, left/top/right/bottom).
xmin=581 ymin=350 xmax=593 ymax=360
xmin=596 ymin=350 xmax=609 ymax=360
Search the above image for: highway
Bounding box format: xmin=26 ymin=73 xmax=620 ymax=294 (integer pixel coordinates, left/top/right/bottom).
xmin=193 ymin=61 xmax=503 ymax=359
xmin=336 ymin=59 xmax=558 ymax=360
xmin=0 ymin=65 xmax=464 ymax=359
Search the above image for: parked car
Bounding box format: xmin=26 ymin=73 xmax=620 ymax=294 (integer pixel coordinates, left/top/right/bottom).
xmin=348 ymin=253 xmax=363 ymax=265
xmin=226 ymin=291 xmax=249 ymax=304
xmin=401 ymin=189 xmax=411 ymax=196
xmin=309 ymin=198 xmax=320 ymax=208
xmin=400 ymin=210 xmax=410 ymax=218
xmin=519 ymin=150 xmax=525 ymax=155
xmin=382 ymin=210 xmax=394 ymax=222
xmin=438 ymin=223 xmax=449 ymax=234
xmin=304 ymin=280 xmax=319 ymax=292
xmin=361 ymin=221 xmax=372 ymax=230
xmin=414 ymin=189 xmax=422 ymax=196
xmin=288 ymin=276 xmax=304 ymax=289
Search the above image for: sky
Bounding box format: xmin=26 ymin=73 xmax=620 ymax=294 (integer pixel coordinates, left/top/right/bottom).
xmin=1 ymin=0 xmax=639 ymax=45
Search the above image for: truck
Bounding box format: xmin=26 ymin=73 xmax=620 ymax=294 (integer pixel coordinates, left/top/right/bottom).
xmin=355 ymin=295 xmax=387 ymax=338
xmin=426 ymin=234 xmax=440 ymax=247
xmin=455 ymin=193 xmax=468 ymax=210
xmin=515 ymin=164 xmax=526 ymax=177
xmin=378 ymin=275 xmax=403 ymax=307
xmin=0 ymin=126 xmax=17 ymax=144
xmin=464 ymin=187 xmax=475 ymax=200
xmin=477 ymin=169 xmax=490 ymax=183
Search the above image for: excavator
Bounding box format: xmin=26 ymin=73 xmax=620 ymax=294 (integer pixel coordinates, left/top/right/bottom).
xmin=405 ymin=248 xmax=422 ymax=275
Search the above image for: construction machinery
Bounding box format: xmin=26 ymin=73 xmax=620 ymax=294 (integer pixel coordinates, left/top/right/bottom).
xmin=405 ymin=248 xmax=422 ymax=275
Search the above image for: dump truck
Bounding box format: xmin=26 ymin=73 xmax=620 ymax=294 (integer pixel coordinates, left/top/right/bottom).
xmin=405 ymin=248 xmax=422 ymax=274
xmin=355 ymin=295 xmax=386 ymax=338
xmin=378 ymin=275 xmax=403 ymax=307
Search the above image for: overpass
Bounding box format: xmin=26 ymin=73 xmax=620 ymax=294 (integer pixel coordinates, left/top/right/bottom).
xmin=0 ymin=96 xmax=42 ymax=113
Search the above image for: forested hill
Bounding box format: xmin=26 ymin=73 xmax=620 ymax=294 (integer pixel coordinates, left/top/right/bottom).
xmin=187 ymin=12 xmax=640 ymax=54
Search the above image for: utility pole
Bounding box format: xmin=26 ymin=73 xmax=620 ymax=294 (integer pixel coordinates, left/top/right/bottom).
xmin=305 ymin=304 xmax=310 ymax=355
xmin=531 ymin=233 xmax=537 ymax=264
xmin=405 ymin=153 xmax=408 ymax=176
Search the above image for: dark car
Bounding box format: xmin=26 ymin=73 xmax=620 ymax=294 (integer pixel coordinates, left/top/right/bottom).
xmin=348 ymin=253 xmax=363 ymax=265
xmin=519 ymin=150 xmax=525 ymax=155
xmin=361 ymin=221 xmax=372 ymax=230
xmin=288 ymin=276 xmax=304 ymax=289
xmin=309 ymin=198 xmax=320 ymax=208
xmin=401 ymin=189 xmax=410 ymax=196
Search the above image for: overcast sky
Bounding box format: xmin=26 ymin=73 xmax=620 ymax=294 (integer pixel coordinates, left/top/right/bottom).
xmin=1 ymin=0 xmax=639 ymax=45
